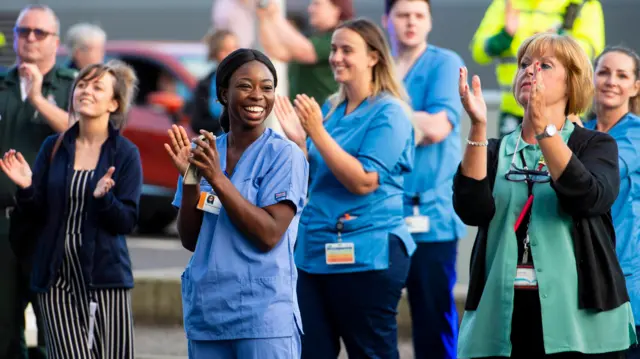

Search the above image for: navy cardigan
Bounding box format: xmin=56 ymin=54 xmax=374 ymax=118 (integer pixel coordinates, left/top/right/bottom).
xmin=16 ymin=122 xmax=143 ymax=293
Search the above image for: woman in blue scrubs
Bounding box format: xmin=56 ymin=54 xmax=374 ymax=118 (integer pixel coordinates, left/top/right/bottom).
xmin=275 ymin=18 xmax=415 ymax=359
xmin=584 ymin=46 xmax=640 ymax=359
xmin=164 ymin=49 xmax=309 ymax=359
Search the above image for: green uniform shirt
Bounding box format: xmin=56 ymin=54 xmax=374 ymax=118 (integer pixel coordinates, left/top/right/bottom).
xmin=458 ymin=119 xmax=637 ymax=358
xmin=288 ymin=32 xmax=338 ymax=105
xmin=0 ymin=66 xmax=76 ymax=234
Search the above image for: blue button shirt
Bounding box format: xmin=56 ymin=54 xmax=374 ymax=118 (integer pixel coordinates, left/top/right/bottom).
xmin=294 ymin=93 xmax=416 ymax=274
xmin=585 ymin=113 xmax=640 ymax=325
xmin=173 ymin=128 xmax=309 ymax=340
xmin=402 ymin=45 xmax=467 ymax=242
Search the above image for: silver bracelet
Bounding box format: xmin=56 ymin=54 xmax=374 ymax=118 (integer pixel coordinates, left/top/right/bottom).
xmin=466 ymin=139 xmax=489 ymax=147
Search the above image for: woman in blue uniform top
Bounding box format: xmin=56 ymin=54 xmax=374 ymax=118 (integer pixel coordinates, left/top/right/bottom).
xmin=584 ymin=46 xmax=640 ymax=359
xmin=165 ymin=48 xmax=309 ymax=359
xmin=275 ymin=18 xmax=415 ymax=359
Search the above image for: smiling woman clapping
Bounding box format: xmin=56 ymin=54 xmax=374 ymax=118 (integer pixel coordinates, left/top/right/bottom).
xmin=165 ymin=49 xmax=309 ymax=359
xmin=0 ymin=59 xmax=142 ymax=358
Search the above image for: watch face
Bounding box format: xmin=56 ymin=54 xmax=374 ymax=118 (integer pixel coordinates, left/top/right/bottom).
xmin=547 ymin=125 xmax=558 ymax=136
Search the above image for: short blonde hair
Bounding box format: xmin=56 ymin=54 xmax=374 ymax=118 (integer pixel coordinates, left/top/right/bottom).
xmin=514 ymin=33 xmax=594 ymax=116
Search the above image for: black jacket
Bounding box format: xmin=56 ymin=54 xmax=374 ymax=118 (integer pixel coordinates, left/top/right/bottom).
xmin=453 ymin=125 xmax=629 ymax=312
xmin=187 ymin=70 xmax=223 ymax=136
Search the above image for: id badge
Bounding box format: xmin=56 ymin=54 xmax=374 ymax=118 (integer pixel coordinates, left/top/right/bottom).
xmin=196 ymin=192 xmax=222 ymax=215
xmin=405 ymin=215 xmax=430 ymax=234
xmin=514 ymin=265 xmax=538 ymax=289
xmin=325 ymin=242 xmax=355 ymax=265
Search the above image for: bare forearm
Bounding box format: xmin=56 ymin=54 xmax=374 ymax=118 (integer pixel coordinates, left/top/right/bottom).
xmin=211 ymin=175 xmax=282 ymax=252
xmin=461 ymin=124 xmax=488 ymax=180
xmin=31 ymin=95 xmax=69 ymax=132
xmin=274 ymin=17 xmax=316 ymax=62
xmin=258 ymin=17 xmax=292 ymax=62
xmin=177 ymin=184 xmax=204 ymax=252
xmin=538 ymin=135 xmax=572 ymax=181
xmin=415 ymin=111 xmax=453 ymax=145
xmin=310 ymin=129 xmax=378 ymax=195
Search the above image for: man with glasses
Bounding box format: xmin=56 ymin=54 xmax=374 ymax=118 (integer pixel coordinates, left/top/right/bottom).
xmin=0 ymin=5 xmax=76 ymax=359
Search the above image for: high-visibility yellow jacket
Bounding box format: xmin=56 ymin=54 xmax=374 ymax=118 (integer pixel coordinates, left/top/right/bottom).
xmin=0 ymin=32 xmax=5 ymax=48
xmin=470 ymin=0 xmax=605 ymax=117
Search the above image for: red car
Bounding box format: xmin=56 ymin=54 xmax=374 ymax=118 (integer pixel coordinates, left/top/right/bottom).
xmin=57 ymin=41 xmax=211 ymax=234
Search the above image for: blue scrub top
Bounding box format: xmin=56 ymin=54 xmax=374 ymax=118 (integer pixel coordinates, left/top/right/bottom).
xmin=294 ymin=93 xmax=416 ymax=274
xmin=173 ymin=128 xmax=309 ymax=340
xmin=402 ymin=45 xmax=467 ymax=243
xmin=585 ymin=113 xmax=640 ymax=325
xmin=208 ymin=73 xmax=224 ymax=119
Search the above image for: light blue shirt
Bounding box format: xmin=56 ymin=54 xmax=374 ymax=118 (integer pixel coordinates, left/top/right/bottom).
xmin=585 ymin=112 xmax=640 ymax=325
xmin=402 ymin=45 xmax=467 ymax=242
xmin=208 ymin=73 xmax=224 ymax=119
xmin=294 ymin=93 xmax=416 ymax=274
xmin=172 ymin=128 xmax=309 ymax=340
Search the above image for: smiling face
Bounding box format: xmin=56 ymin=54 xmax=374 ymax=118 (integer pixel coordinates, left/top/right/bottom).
xmin=386 ymin=0 xmax=431 ymax=49
xmin=594 ymin=51 xmax=640 ymax=112
xmin=514 ymin=50 xmax=568 ymax=110
xmin=222 ymin=60 xmax=275 ymax=130
xmin=329 ymin=27 xmax=378 ymax=86
xmin=72 ymin=70 xmax=119 ymax=119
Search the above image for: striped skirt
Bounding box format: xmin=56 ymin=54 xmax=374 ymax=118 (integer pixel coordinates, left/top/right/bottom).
xmin=37 ymin=169 xmax=134 ymax=359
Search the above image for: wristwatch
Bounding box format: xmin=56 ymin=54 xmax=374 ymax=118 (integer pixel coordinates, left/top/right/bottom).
xmin=535 ymin=124 xmax=557 ymax=141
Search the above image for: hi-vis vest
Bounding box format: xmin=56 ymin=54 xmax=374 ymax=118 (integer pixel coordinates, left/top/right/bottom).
xmin=470 ymin=0 xmax=605 ymax=117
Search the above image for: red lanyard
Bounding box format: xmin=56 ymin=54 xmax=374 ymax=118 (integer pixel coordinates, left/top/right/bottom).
xmin=513 ymin=151 xmax=545 ymax=232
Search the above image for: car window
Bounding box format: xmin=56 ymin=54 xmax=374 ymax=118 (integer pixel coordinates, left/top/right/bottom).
xmin=117 ymin=55 xmax=191 ymax=105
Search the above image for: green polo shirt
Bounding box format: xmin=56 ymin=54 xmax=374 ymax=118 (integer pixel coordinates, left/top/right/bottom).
xmin=0 ymin=65 xmax=76 ymax=234
xmin=288 ymin=31 xmax=338 ymax=105
xmin=458 ymin=119 xmax=637 ymax=358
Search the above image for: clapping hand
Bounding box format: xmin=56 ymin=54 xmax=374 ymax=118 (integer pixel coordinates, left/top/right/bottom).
xmin=164 ymin=125 xmax=192 ymax=175
xmin=293 ymin=94 xmax=324 ymax=138
xmin=274 ymin=95 xmax=307 ymax=145
xmin=189 ymin=130 xmax=224 ymax=185
xmin=94 ymin=167 xmax=116 ymax=198
xmin=526 ymin=61 xmax=548 ymax=134
xmin=459 ymin=67 xmax=488 ymax=126
xmin=0 ymin=150 xmax=33 ymax=189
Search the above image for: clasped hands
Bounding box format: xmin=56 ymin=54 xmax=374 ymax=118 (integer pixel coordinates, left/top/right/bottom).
xmin=164 ymin=125 xmax=224 ymax=185
xmin=274 ymin=94 xmax=324 ymax=146
xmin=459 ymin=62 xmax=548 ymax=132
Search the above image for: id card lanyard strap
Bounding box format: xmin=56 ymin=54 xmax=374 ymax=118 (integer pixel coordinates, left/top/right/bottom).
xmin=514 ymin=150 xmax=541 ymax=264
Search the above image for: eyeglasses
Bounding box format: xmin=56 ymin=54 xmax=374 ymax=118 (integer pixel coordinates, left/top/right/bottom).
xmin=13 ymin=26 xmax=57 ymax=40
xmin=504 ymin=164 xmax=551 ymax=183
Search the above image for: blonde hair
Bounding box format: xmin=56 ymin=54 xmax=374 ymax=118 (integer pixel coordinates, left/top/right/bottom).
xmin=593 ymin=46 xmax=640 ymax=115
xmin=325 ymin=18 xmax=411 ymax=119
xmin=68 ymin=59 xmax=139 ymax=129
xmin=514 ymin=33 xmax=594 ymax=116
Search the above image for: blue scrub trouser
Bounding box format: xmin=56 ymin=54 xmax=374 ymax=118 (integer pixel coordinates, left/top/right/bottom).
xmin=627 ymin=326 xmax=640 ymax=359
xmin=297 ymin=235 xmax=410 ymax=359
xmin=187 ymin=332 xmax=301 ymax=359
xmin=406 ymin=240 xmax=459 ymax=359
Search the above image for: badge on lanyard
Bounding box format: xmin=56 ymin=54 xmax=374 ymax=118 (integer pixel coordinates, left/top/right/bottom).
xmin=514 ymin=264 xmax=538 ymax=289
xmin=196 ymin=192 xmax=222 ymax=215
xmin=326 ymin=214 xmax=356 ymax=265
xmin=404 ymin=196 xmax=430 ymax=234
